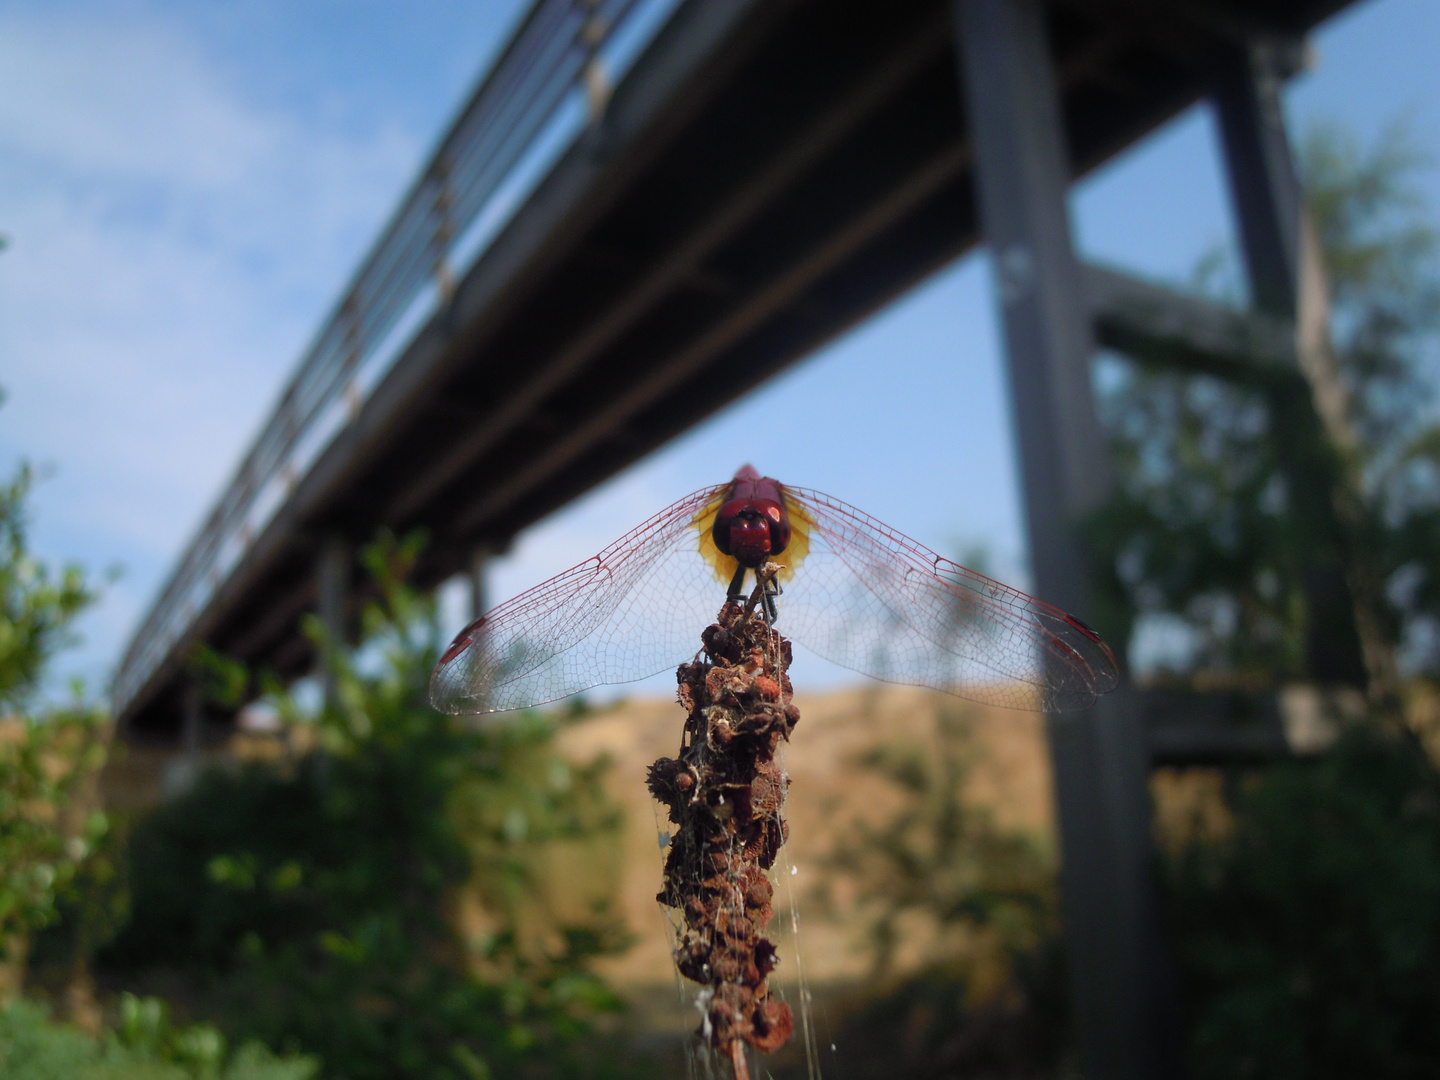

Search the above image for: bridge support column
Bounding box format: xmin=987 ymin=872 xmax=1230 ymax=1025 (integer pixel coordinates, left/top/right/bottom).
xmin=952 ymin=1 xmax=1174 ymax=1076
xmin=182 ymin=679 xmax=203 ymax=758
xmin=161 ymin=679 xmax=206 ymax=798
xmin=469 ymin=545 xmax=493 ymax=622
xmin=1212 ymin=40 xmax=1370 ymax=688
xmin=316 ymin=535 xmax=351 ymax=706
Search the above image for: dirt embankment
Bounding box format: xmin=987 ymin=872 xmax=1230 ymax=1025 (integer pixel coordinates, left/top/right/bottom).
xmin=554 ymin=685 xmax=1056 ymax=1034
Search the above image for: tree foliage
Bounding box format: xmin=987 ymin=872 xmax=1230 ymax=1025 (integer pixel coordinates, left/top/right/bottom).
xmin=0 ymin=993 xmax=316 ymax=1080
xmin=100 ymin=532 xmax=633 ymax=1080
xmin=0 ymin=460 xmax=95 ymax=712
xmin=1090 ymin=123 xmax=1440 ymax=685
xmin=0 ymin=440 xmax=109 ymax=984
xmin=1094 ymin=121 xmax=1440 ymax=1076
xmin=1166 ymin=726 xmax=1440 ymax=1079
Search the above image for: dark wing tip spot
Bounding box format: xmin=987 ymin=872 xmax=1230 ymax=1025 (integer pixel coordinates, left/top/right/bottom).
xmin=438 ymin=615 xmax=487 ymax=667
xmin=1062 ymin=613 xmax=1120 ymax=685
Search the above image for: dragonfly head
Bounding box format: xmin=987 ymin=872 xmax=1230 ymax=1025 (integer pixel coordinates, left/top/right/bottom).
xmin=713 ymin=496 xmax=791 ymax=568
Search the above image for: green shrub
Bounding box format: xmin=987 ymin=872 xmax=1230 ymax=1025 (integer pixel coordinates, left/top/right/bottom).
xmin=0 ymin=995 xmax=315 ymax=1080
xmin=0 ymin=453 xmax=109 ymax=977
xmin=1165 ymin=726 xmax=1440 ymax=1079
xmin=99 ymin=533 xmax=631 ymax=1079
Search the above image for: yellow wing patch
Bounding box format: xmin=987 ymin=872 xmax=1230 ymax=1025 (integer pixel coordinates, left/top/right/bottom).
xmin=690 ymin=484 xmax=812 ymax=584
xmin=693 ymin=488 xmax=739 ymax=584
xmin=778 ymin=487 xmax=813 ymax=579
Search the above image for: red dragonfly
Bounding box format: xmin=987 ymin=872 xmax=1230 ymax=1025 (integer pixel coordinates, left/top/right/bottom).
xmin=430 ymin=466 xmax=1119 ymax=715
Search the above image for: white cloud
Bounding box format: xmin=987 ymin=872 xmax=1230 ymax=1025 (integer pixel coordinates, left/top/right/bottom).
xmin=0 ymin=6 xmax=424 ymax=690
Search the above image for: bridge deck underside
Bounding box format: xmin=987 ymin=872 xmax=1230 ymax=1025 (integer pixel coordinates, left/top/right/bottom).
xmin=126 ymin=0 xmax=1345 ymax=735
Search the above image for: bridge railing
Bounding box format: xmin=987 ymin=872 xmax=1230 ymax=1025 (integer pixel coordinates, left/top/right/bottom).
xmin=113 ymin=0 xmax=681 ymax=719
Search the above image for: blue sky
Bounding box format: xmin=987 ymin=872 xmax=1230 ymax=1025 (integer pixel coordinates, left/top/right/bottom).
xmin=2 ymin=0 xmax=1438 ymax=701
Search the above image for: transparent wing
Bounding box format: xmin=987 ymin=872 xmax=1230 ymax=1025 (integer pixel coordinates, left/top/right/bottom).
xmin=429 ymin=485 xmax=729 ymax=714
xmin=779 ymin=487 xmax=1119 ymax=712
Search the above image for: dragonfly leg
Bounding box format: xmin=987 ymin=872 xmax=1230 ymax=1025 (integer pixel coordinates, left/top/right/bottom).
xmin=727 ymin=564 xmax=747 ymax=601
xmin=741 ymin=564 xmax=782 ymax=623
xmin=762 ymin=574 xmax=780 ymax=624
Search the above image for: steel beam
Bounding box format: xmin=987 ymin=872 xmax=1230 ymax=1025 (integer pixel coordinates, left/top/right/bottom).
xmin=1084 ymin=261 xmax=1298 ymax=379
xmin=386 ymin=14 xmax=950 ymax=524
xmin=1213 ymin=41 xmax=1306 ymax=316
xmin=954 ymin=2 xmax=1174 ymax=1076
xmin=1212 ymin=40 xmax=1367 ymax=686
xmin=449 ymin=139 xmax=971 ymax=535
xmin=316 ymin=535 xmax=350 ymax=705
xmin=182 ymin=680 xmax=203 ymax=758
xmin=1140 ymin=689 xmax=1288 ymax=765
xmin=468 ymin=543 xmax=506 ymax=621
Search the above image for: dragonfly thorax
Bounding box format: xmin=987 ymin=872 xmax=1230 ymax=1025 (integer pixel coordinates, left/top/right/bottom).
xmin=712 ymin=497 xmax=791 ymax=568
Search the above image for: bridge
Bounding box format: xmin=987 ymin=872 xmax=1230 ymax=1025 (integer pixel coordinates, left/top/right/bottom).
xmin=113 ymin=1 xmax=1359 ymax=1077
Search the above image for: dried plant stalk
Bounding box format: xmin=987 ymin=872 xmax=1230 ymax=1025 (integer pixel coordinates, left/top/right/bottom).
xmin=646 ymin=565 xmax=797 ymax=1078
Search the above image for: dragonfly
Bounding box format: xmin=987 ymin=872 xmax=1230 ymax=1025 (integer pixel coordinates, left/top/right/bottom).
xmin=429 ymin=466 xmax=1119 ymax=716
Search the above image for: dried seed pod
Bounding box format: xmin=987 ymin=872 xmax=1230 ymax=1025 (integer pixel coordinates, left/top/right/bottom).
xmin=648 ymin=571 xmax=796 ymax=1076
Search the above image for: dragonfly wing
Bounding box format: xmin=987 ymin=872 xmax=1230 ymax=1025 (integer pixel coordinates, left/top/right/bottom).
xmin=430 ymin=484 xmax=730 ymax=714
xmin=780 ymin=487 xmax=1119 ymax=712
